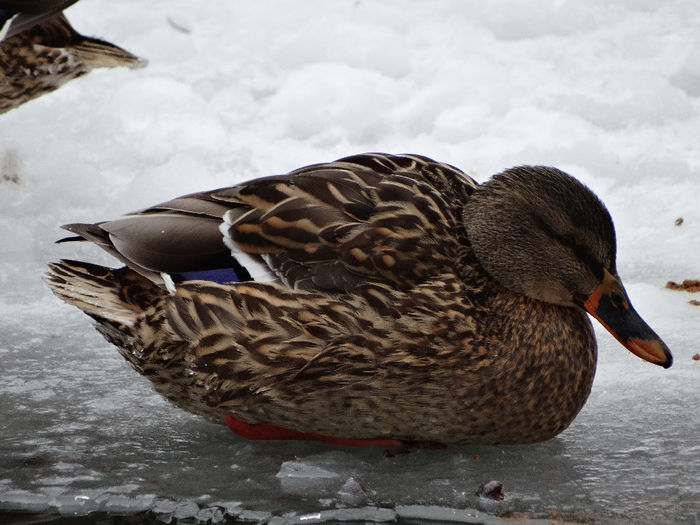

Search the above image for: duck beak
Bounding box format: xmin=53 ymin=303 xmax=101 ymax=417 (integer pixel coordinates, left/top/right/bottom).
xmin=584 ymin=269 xmax=673 ymax=368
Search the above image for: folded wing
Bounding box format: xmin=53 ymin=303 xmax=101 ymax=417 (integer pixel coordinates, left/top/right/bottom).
xmin=60 ymin=153 xmax=478 ymax=293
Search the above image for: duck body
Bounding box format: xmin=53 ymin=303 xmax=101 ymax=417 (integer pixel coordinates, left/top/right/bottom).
xmin=46 ymin=153 xmax=670 ymax=445
xmin=0 ymin=1 xmax=144 ymax=114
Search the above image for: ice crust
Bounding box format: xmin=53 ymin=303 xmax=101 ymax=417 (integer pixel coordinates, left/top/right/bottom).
xmin=1 ymin=0 xmax=699 ymax=523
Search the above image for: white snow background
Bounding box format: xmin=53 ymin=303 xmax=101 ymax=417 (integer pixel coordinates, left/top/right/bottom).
xmin=0 ymin=0 xmax=699 ymax=523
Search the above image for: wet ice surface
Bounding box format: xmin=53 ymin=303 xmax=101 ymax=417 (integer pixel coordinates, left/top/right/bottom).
xmin=1 ymin=0 xmax=700 ymax=523
xmin=1 ymin=284 xmax=698 ymax=523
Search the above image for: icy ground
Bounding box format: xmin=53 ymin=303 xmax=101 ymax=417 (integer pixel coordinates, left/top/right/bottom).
xmin=1 ymin=0 xmax=699 ymax=523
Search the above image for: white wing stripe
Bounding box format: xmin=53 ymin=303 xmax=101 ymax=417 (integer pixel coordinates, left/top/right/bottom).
xmin=220 ymin=211 xmax=277 ymax=282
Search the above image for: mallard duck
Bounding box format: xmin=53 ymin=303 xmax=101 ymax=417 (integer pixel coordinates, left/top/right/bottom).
xmin=0 ymin=0 xmax=145 ymax=115
xmin=45 ymin=153 xmax=672 ymax=446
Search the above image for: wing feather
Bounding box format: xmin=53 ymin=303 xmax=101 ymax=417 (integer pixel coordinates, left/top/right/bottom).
xmin=218 ymin=153 xmax=477 ymax=292
xmin=59 ymin=153 xmax=477 ymax=292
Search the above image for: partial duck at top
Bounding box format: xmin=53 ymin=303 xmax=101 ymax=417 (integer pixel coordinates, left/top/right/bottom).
xmin=0 ymin=0 xmax=145 ymax=115
xmin=45 ymin=153 xmax=672 ymax=446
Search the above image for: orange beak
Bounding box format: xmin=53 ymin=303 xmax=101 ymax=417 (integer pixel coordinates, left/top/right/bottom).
xmin=584 ymin=269 xmax=672 ymax=368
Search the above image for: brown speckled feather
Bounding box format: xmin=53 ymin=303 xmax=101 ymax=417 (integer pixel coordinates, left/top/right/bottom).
xmin=47 ymin=256 xmax=596 ymax=444
xmin=0 ymin=10 xmax=144 ymax=114
xmin=217 ymin=153 xmax=477 ymax=291
xmin=47 ymin=152 xmax=670 ymax=445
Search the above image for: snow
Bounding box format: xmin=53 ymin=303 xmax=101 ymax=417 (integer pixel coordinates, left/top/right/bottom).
xmin=1 ymin=0 xmax=699 ymax=523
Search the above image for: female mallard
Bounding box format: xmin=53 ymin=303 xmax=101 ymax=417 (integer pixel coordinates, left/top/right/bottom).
xmin=45 ymin=153 xmax=672 ymax=446
xmin=0 ymin=0 xmax=144 ymax=115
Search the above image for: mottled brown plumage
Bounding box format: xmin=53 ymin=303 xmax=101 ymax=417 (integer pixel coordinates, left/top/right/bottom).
xmin=0 ymin=1 xmax=145 ymax=114
xmin=45 ymin=153 xmax=672 ymax=445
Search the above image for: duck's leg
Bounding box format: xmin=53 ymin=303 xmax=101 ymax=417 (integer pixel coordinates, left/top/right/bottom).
xmin=225 ymin=414 xmax=445 ymax=452
xmin=225 ymin=414 xmax=401 ymax=447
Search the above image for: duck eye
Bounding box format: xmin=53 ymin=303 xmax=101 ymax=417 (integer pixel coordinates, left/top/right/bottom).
xmin=610 ymin=291 xmax=626 ymax=309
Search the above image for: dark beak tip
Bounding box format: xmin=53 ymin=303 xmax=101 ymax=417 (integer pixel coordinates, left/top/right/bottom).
xmin=661 ymin=353 xmax=673 ymax=369
xmin=658 ymin=341 xmax=673 ymax=369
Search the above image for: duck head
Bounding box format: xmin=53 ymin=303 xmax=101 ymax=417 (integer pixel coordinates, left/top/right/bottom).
xmin=464 ymin=165 xmax=672 ymax=368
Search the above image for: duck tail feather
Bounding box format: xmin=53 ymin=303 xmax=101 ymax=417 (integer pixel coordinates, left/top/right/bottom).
xmin=44 ymin=259 xmax=161 ymax=328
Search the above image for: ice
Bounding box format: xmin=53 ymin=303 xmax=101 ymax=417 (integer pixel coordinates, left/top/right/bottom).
xmin=277 ymin=461 xmax=340 ymax=480
xmin=284 ymin=507 xmax=397 ymax=524
xmin=100 ymin=493 xmax=157 ymax=513
xmin=238 ymin=509 xmax=274 ymax=522
xmin=171 ymin=500 xmax=200 ymax=519
xmin=1 ymin=0 xmax=699 ymax=523
xmin=276 ymin=458 xmax=341 ymax=497
xmin=395 ymin=505 xmax=483 ymax=523
xmin=476 ymin=481 xmax=504 ymax=502
xmin=0 ymin=490 xmax=51 ymax=512
xmin=336 ymin=477 xmax=369 ymax=507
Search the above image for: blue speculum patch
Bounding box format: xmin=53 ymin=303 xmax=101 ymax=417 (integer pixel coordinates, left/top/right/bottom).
xmin=174 ymin=268 xmax=241 ymax=283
